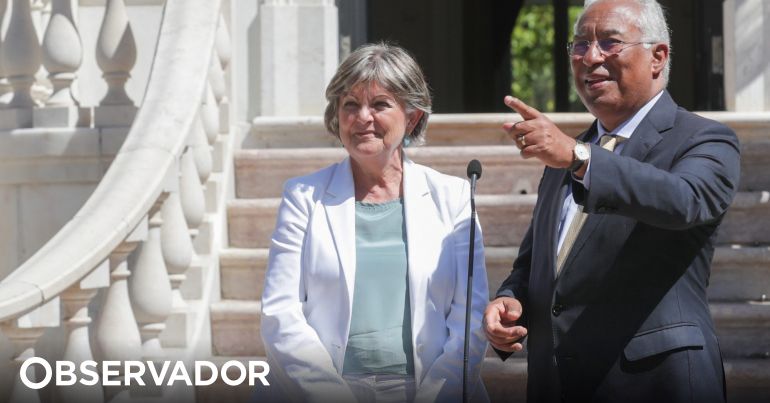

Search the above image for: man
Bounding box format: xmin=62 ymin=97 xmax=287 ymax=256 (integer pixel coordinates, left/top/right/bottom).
xmin=483 ymin=0 xmax=740 ymax=402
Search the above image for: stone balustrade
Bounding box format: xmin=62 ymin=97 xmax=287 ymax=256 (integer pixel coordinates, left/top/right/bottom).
xmin=0 ymin=0 xmax=139 ymax=130
xmin=0 ymin=1 xmax=232 ymax=402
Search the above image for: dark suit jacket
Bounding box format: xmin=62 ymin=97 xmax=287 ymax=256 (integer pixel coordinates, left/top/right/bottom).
xmin=497 ymin=91 xmax=740 ymax=403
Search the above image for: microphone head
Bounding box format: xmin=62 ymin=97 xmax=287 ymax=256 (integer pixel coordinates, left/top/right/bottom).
xmin=467 ymin=159 xmax=482 ymax=179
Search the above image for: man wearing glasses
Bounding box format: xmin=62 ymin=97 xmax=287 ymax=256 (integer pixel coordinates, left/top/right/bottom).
xmin=483 ymin=0 xmax=739 ymax=402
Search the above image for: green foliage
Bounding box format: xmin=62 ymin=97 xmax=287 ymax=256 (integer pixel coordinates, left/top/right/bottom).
xmin=511 ymin=5 xmax=555 ymax=111
xmin=511 ymin=4 xmax=585 ymax=112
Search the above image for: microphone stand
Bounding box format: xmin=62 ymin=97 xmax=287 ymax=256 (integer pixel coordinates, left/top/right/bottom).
xmin=463 ymin=160 xmax=481 ymax=403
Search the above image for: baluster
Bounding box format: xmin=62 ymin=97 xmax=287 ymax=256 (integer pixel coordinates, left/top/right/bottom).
xmin=191 ymin=118 xmax=212 ymax=185
xmin=96 ymin=0 xmax=134 ymax=106
xmin=180 ymin=146 xmax=205 ymax=231
xmin=28 ymin=0 xmax=50 ymax=106
xmin=202 ymin=82 xmax=227 ymax=180
xmin=207 ymin=45 xmax=228 ymax=166
xmin=0 ymin=0 xmax=42 ymax=129
xmin=201 ymin=83 xmax=219 ymax=145
xmin=59 ymin=290 xmax=103 ymax=403
xmin=0 ymin=0 xmax=11 ymax=105
xmin=58 ymin=262 xmax=109 ymax=403
xmin=160 ymin=189 xmax=193 ymax=347
xmin=94 ymin=0 xmax=136 ymax=128
xmin=41 ymin=0 xmax=80 ymax=106
xmin=215 ymin=13 xmax=230 ymax=71
xmin=128 ymin=204 xmax=172 ymax=360
xmin=1 ymin=322 xmax=46 ymax=403
xmin=94 ymin=228 xmax=144 ymax=401
xmin=30 ymin=0 xmax=45 ymax=30
xmin=2 ymin=0 xmax=41 ymax=107
xmin=215 ymin=12 xmax=231 ymax=133
xmin=208 ymin=48 xmax=226 ymax=105
xmin=36 ymin=0 xmax=88 ymax=127
xmin=180 ymin=145 xmax=209 ymax=302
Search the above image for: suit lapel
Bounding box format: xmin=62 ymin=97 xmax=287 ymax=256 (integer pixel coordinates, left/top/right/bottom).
xmin=540 ymin=168 xmax=571 ymax=279
xmin=322 ymin=158 xmax=356 ymax=309
xmin=545 ymin=124 xmax=596 ymax=277
xmin=621 ymin=90 xmax=675 ymax=161
xmin=560 ymin=91 xmax=676 ymax=273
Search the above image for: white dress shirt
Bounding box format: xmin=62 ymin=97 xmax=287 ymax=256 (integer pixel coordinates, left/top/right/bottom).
xmin=556 ymin=91 xmax=664 ymax=254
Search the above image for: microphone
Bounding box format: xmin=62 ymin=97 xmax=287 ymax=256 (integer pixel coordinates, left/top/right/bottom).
xmin=463 ymin=159 xmax=482 ymax=403
xmin=466 ymin=159 xmax=482 ymax=195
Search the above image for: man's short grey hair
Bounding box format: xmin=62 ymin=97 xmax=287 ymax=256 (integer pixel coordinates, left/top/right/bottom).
xmin=577 ymin=0 xmax=671 ymax=83
xmin=324 ymin=42 xmax=432 ymax=146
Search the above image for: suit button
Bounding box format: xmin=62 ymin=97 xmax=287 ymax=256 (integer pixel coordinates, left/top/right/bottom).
xmin=552 ymin=304 xmax=565 ymax=316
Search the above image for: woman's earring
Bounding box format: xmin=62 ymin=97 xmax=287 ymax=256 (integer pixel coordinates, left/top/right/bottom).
xmin=402 ymin=135 xmax=411 ymax=147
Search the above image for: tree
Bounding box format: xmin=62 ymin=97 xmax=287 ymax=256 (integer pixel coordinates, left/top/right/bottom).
xmin=511 ymin=4 xmax=586 ymax=112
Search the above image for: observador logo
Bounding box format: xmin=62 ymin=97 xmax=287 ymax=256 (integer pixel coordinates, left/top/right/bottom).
xmin=19 ymin=357 xmax=270 ymax=389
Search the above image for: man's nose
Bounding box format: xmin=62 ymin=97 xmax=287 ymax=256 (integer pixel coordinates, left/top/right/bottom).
xmin=582 ymin=42 xmax=606 ymax=66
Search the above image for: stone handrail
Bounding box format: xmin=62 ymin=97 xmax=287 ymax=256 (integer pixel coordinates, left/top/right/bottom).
xmin=0 ymin=0 xmax=229 ymax=401
xmin=0 ymin=0 xmax=219 ymax=321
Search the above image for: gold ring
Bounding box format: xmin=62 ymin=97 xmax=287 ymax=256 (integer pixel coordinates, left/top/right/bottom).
xmin=518 ymin=135 xmax=526 ymax=147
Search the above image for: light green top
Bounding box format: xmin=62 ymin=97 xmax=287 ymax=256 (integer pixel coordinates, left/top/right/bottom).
xmin=342 ymin=198 xmax=415 ymax=376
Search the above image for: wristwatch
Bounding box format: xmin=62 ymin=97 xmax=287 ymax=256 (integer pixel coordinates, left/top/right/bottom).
xmin=568 ymin=140 xmax=591 ymax=171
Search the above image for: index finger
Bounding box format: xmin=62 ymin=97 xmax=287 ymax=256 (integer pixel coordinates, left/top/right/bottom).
xmin=504 ymin=95 xmax=541 ymax=120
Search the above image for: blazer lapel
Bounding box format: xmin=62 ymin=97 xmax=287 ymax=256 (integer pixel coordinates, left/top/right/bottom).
xmin=402 ymin=156 xmax=443 ymax=384
xmin=402 ymin=158 xmax=434 ymax=296
xmin=322 ymin=158 xmax=356 ymax=309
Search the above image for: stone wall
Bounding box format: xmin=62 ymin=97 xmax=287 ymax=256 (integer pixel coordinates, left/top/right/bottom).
xmin=724 ymin=0 xmax=770 ymax=111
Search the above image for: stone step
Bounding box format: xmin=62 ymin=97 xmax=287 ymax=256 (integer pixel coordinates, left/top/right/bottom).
xmin=224 ymin=195 xmax=535 ymax=248
xmin=486 ymin=246 xmax=770 ymax=303
xmin=194 ymin=356 xmax=770 ymax=403
xmin=227 ymin=198 xmax=281 ymax=249
xmin=723 ymin=358 xmax=770 ymax=403
xmin=234 ymin=143 xmax=769 ymax=201
xmin=245 ymin=114 xmax=770 ymax=191
xmin=709 ymin=246 xmax=770 ymax=302
xmin=721 ymin=191 xmax=770 ymax=244
xmin=247 ymin=113 xmax=769 ymax=148
xmin=234 ymin=146 xmax=544 ymax=198
xmin=210 ymin=300 xmax=263 ymax=357
xmin=245 ymin=114 xmax=593 ymax=148
xmin=209 ymin=289 xmax=769 ymax=361
xmin=218 ymin=245 xmax=770 ymax=314
xmin=193 ymin=356 xmax=528 ymax=403
xmin=227 ymin=191 xmax=770 ymax=249
xmin=712 ymin=302 xmax=770 ymax=359
xmin=220 ymin=248 xmax=269 ymax=300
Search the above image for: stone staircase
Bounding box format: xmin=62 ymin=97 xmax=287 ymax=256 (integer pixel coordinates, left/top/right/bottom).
xmin=203 ymin=115 xmax=770 ymax=403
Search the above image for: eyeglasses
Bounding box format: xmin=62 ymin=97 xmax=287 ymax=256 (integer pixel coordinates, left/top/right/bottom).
xmin=567 ymin=39 xmax=654 ymax=57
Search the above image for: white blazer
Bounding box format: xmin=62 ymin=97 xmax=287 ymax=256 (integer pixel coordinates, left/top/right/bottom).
xmin=260 ymin=156 xmax=489 ymax=403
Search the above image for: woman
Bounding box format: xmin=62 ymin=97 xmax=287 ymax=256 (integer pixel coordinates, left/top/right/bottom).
xmin=260 ymin=43 xmax=489 ymax=403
